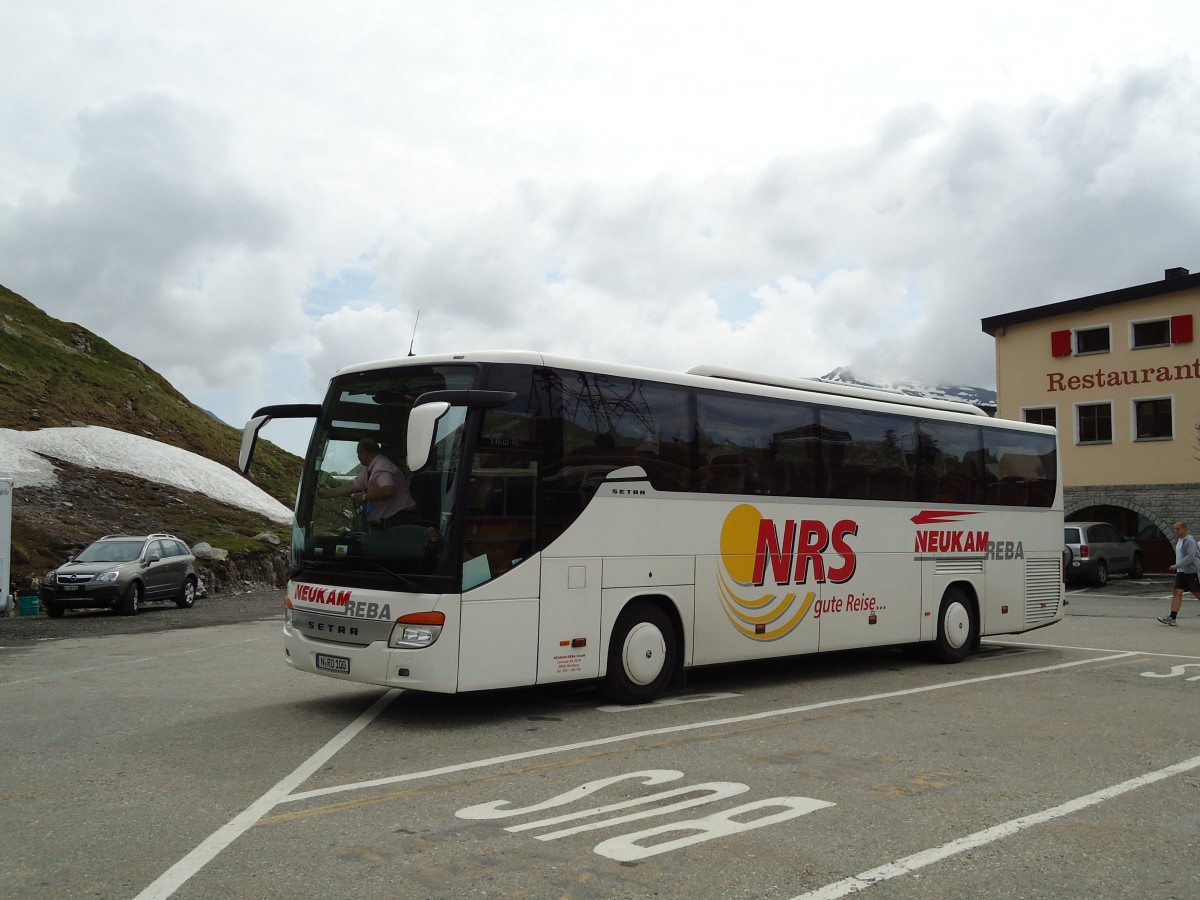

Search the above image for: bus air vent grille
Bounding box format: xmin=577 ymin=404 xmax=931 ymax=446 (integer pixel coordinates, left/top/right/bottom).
xmin=934 ymin=558 xmax=984 ymax=576
xmin=1024 ymin=559 xmax=1062 ymax=623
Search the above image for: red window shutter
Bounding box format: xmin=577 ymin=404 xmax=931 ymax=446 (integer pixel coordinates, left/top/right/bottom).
xmin=1171 ymin=314 xmax=1193 ymax=344
xmin=1050 ymin=329 xmax=1072 ymax=357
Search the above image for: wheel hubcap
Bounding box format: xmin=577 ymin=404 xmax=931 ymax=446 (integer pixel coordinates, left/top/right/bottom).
xmin=943 ymin=602 xmax=970 ymax=649
xmin=622 ymin=622 xmax=666 ymax=686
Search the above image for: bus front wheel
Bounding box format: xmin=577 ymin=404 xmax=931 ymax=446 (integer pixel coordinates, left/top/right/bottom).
xmin=603 ymin=602 xmax=677 ymax=705
xmin=931 ymin=587 xmax=977 ymax=664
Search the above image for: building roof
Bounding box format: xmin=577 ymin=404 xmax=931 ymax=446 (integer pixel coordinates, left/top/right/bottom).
xmin=981 ymin=267 xmax=1200 ymax=336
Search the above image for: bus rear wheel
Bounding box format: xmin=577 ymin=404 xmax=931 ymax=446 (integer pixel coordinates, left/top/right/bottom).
xmin=931 ymin=587 xmax=977 ymax=664
xmin=603 ymin=602 xmax=677 ymax=705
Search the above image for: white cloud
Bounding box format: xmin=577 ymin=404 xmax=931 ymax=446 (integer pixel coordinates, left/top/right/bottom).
xmin=2 ymin=3 xmax=1200 ymax=454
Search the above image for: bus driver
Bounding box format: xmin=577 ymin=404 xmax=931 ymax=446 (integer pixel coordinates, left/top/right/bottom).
xmin=317 ymin=438 xmax=417 ymax=529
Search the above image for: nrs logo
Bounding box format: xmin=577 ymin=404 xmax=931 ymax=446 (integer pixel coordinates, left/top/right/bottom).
xmin=717 ymin=504 xmax=859 ymax=642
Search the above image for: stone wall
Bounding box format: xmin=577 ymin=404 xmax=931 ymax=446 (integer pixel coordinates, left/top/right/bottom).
xmin=1065 ymin=483 xmax=1200 ymax=538
xmin=194 ymin=548 xmax=289 ymax=596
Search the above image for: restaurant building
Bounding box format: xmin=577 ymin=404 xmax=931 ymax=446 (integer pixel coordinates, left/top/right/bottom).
xmin=981 ymin=266 xmax=1200 ymax=570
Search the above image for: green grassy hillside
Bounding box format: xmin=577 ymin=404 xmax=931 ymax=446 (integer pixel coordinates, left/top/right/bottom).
xmin=0 ymin=282 xmax=305 ymax=583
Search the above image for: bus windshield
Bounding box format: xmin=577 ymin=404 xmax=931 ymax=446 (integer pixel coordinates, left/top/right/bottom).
xmin=293 ymin=364 xmax=478 ymax=589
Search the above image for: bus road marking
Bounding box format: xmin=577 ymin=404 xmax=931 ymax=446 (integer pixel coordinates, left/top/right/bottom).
xmin=597 ymin=796 xmax=834 ymax=862
xmin=791 ymin=752 xmax=1200 ymax=899
xmin=596 ymin=691 xmax=740 ymax=712
xmin=1140 ymin=663 xmax=1200 ymax=681
xmin=456 ymin=768 xmax=835 ymax=860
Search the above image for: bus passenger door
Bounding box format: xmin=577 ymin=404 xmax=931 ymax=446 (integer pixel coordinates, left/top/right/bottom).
xmin=458 ymin=556 xmax=542 ymax=691
xmin=537 ymin=558 xmax=602 ymax=684
xmin=459 ymin=456 xmax=543 ymax=691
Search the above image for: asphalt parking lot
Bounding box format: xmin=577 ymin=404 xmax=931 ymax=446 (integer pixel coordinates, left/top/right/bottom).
xmin=1 ymin=576 xmax=1197 ymax=899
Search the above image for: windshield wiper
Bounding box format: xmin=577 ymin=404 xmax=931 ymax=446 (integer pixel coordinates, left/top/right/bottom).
xmin=291 ymin=556 xmax=419 ymax=591
xmin=355 ymin=558 xmax=420 ymax=591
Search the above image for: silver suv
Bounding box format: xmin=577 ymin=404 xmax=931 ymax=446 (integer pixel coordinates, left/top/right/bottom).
xmin=1063 ymin=522 xmax=1143 ymax=587
xmin=40 ymin=534 xmax=198 ymax=617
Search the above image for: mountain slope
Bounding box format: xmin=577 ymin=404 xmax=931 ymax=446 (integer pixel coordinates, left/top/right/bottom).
xmin=0 ymin=283 xmax=300 ymax=495
xmin=0 ymin=282 xmax=303 ymax=586
xmin=818 ymin=367 xmax=997 ymax=412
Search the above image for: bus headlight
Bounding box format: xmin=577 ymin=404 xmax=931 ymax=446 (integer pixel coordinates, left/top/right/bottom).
xmin=389 ymin=611 xmax=446 ymax=649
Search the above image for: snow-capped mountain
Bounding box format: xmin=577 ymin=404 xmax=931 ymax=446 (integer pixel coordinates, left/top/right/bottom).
xmin=818 ymin=367 xmax=997 ymax=412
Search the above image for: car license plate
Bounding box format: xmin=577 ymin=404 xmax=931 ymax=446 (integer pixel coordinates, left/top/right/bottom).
xmin=315 ymin=653 xmax=351 ymax=674
xmin=63 ymin=585 xmax=79 ymax=591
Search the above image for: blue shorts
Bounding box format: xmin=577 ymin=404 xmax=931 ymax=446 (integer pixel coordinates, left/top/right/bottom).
xmin=1175 ymin=571 xmax=1200 ymax=592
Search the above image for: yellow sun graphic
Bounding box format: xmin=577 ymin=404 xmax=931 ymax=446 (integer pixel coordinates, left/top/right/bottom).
xmin=719 ymin=503 xmax=764 ymax=585
xmin=718 ymin=503 xmax=814 ymax=642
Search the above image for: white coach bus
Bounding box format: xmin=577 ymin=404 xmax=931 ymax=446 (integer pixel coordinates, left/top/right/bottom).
xmin=241 ymin=351 xmax=1063 ymax=704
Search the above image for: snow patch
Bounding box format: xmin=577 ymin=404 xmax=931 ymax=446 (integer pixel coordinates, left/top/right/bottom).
xmin=0 ymin=426 xmax=292 ymax=523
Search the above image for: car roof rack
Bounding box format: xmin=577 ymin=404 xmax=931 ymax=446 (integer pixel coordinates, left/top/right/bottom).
xmin=97 ymin=533 xmax=179 ymax=541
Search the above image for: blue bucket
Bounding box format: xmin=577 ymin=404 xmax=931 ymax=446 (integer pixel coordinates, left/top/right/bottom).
xmin=17 ymin=594 xmax=40 ymax=616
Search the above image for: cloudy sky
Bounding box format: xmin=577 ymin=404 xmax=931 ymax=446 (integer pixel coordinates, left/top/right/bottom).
xmin=3 ymin=2 xmax=1200 ymax=455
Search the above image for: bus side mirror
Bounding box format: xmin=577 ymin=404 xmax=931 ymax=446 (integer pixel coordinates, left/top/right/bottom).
xmin=407 ymin=401 xmax=451 ymax=472
xmin=238 ymin=403 xmax=321 ymax=475
xmin=239 ymin=414 xmax=272 ymax=476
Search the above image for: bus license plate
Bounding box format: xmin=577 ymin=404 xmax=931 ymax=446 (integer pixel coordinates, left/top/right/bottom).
xmin=315 ymin=653 xmax=351 ymax=674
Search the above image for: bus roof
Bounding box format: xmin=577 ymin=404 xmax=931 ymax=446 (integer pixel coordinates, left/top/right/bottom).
xmin=335 ymin=350 xmax=994 ymax=421
xmin=687 ymin=364 xmax=991 ymax=417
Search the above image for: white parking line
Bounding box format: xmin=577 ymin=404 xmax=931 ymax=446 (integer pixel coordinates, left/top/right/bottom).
xmin=994 ymin=638 xmax=1200 ymax=660
xmin=792 ymin=753 xmax=1200 ymax=899
xmin=133 ymin=689 xmax=401 ymax=900
xmin=596 ymin=692 xmax=740 ymax=712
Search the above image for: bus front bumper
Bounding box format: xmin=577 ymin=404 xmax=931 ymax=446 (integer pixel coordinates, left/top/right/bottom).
xmin=282 ymin=622 xmax=459 ymax=693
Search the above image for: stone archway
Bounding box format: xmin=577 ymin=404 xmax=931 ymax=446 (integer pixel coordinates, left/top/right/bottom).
xmin=1064 ymin=487 xmax=1176 ymax=573
xmin=1064 ymin=495 xmax=1172 ymax=541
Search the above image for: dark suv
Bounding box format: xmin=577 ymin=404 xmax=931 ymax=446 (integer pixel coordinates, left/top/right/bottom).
xmin=40 ymin=534 xmax=198 ymax=617
xmin=1063 ymin=522 xmax=1143 ymax=586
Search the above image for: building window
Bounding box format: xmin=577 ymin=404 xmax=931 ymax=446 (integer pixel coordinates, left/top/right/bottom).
xmin=1131 ymin=319 xmax=1170 ymax=349
xmin=1133 ymin=397 xmax=1173 ymax=440
xmin=1023 ymin=407 xmax=1056 ymax=428
xmin=1076 ymin=403 xmax=1112 ymax=444
xmin=1074 ymin=325 xmax=1110 ymax=355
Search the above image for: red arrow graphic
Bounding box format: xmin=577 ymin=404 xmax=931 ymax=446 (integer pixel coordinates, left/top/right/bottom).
xmin=911 ymin=510 xmax=982 ymax=525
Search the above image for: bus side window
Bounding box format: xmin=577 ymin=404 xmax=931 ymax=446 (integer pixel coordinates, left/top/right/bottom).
xmin=653 ymin=442 xmax=696 ymax=491
xmin=698 ymin=454 xmax=748 ymax=493
xmin=982 ymin=429 xmax=1057 ymax=508
xmin=918 ymin=419 xmax=985 ymax=505
xmin=872 ymin=465 xmax=913 ymax=501
xmin=757 ymin=455 xmax=793 ymax=496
